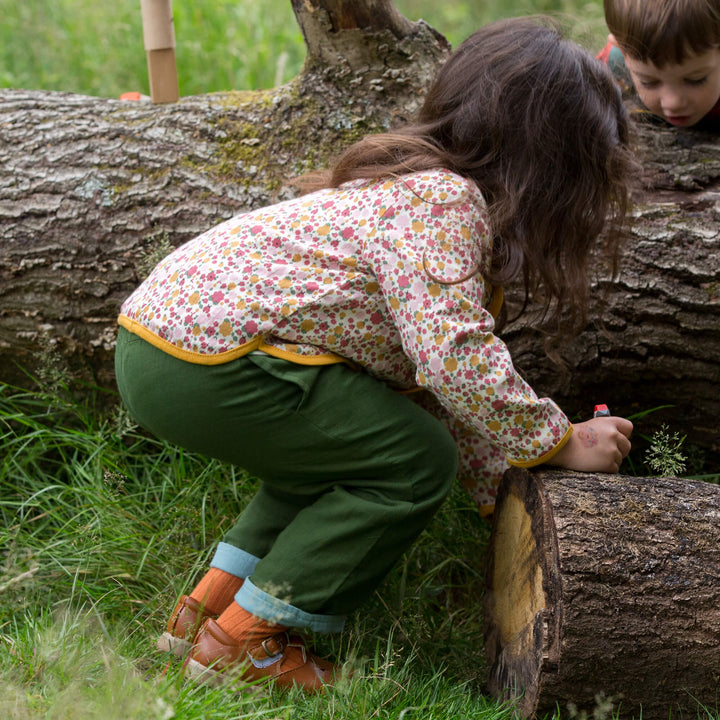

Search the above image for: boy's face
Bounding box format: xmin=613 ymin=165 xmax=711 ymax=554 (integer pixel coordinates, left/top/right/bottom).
xmin=622 ymin=47 xmax=720 ymax=127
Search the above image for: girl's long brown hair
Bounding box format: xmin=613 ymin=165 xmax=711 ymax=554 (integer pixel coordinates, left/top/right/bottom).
xmin=300 ymin=16 xmax=636 ymax=358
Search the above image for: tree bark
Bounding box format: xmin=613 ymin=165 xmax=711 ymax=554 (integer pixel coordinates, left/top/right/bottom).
xmin=291 ymin=0 xmax=420 ymax=69
xmin=484 ymin=467 xmax=720 ymax=720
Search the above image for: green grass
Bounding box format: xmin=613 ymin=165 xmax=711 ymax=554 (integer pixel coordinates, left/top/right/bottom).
xmin=0 ymin=0 xmax=607 ymax=98
xmin=4 ymin=382 xmax=719 ymax=719
xmin=0 ymin=380 xmax=498 ymax=719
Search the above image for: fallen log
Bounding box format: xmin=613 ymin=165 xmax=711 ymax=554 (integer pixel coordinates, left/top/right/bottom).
xmin=484 ymin=467 xmax=720 ymax=720
xmin=0 ymin=1 xmax=448 ymax=392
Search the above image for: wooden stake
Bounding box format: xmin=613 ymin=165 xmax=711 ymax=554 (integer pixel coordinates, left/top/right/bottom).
xmin=140 ymin=0 xmax=179 ymax=104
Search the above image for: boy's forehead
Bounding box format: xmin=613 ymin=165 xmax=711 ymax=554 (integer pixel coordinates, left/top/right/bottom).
xmin=624 ymin=47 xmax=720 ymax=76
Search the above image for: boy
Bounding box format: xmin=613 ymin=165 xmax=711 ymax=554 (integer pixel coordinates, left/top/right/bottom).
xmin=598 ymin=0 xmax=720 ymax=127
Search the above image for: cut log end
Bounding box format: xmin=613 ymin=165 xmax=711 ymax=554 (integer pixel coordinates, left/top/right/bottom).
xmin=484 ymin=469 xmax=560 ymax=717
xmin=484 ymin=467 xmax=720 ymax=720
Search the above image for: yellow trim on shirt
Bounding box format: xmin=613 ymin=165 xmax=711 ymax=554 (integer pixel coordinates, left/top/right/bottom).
xmin=487 ymin=286 xmax=504 ymax=319
xmin=507 ymin=423 xmax=574 ymax=468
xmin=256 ymin=342 xmax=348 ymax=366
xmin=117 ymin=315 xmax=346 ymax=367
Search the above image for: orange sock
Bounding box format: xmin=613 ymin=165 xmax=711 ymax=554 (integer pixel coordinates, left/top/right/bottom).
xmin=189 ymin=568 xmax=244 ymax=615
xmin=216 ymin=601 xmax=286 ymax=645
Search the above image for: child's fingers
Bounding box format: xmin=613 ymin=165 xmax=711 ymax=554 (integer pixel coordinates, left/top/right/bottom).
xmin=617 ymin=431 xmax=632 ymax=458
xmin=600 ymin=417 xmax=632 ymax=464
xmin=606 ymin=417 xmax=632 ymax=461
xmin=612 ymin=416 xmax=634 ymax=438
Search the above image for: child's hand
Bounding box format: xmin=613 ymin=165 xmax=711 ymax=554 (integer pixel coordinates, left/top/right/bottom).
xmin=547 ymin=416 xmax=633 ymax=473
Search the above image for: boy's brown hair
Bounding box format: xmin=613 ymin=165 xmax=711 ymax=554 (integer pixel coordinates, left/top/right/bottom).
xmin=605 ymin=0 xmax=720 ymax=66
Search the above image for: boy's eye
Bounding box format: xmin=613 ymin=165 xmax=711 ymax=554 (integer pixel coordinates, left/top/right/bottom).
xmin=685 ymin=76 xmax=708 ymax=86
xmin=638 ymin=79 xmax=660 ymax=88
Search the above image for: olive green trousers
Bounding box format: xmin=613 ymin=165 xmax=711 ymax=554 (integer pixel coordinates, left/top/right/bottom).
xmin=115 ymin=327 xmax=457 ymax=632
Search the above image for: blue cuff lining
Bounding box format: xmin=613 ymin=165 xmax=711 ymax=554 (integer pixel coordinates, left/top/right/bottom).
xmin=234 ymin=579 xmax=345 ymax=634
xmin=210 ymin=542 xmax=261 ymax=578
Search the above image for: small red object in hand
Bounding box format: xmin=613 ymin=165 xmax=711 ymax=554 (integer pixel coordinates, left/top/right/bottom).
xmin=593 ymin=404 xmax=611 ymax=417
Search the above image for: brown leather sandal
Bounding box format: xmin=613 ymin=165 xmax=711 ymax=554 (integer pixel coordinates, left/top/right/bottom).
xmin=157 ymin=595 xmax=218 ymax=656
xmin=184 ymin=617 xmax=337 ymax=692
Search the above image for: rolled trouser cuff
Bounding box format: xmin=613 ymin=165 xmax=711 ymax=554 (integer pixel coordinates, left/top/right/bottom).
xmin=235 ymin=578 xmax=345 ymax=633
xmin=209 ymin=542 xmax=261 ymax=578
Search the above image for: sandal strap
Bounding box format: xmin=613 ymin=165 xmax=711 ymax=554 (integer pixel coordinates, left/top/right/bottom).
xmin=246 ymin=631 xmax=290 ymax=661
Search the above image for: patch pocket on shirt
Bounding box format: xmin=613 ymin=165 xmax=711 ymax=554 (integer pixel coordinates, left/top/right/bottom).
xmin=245 ymin=353 xmax=323 ymax=413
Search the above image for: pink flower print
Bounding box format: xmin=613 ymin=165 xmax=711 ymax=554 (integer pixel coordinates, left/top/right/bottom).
xmin=211 ymin=291 xmax=225 ymax=303
xmin=245 ymin=320 xmax=258 ymax=335
xmin=397 ymin=275 xmax=410 ymax=288
xmin=209 ymin=305 xmax=227 ymax=322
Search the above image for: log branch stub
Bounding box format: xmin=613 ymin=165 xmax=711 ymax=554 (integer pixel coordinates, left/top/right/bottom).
xmin=485 ymin=466 xmax=720 ymax=719
xmin=290 ymin=0 xmax=449 ymax=76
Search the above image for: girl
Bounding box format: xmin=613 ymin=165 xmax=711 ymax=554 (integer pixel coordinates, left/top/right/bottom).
xmin=115 ymin=16 xmax=635 ymax=691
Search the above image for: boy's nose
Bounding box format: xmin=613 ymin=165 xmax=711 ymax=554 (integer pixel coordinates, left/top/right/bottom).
xmin=660 ymin=87 xmax=688 ymax=114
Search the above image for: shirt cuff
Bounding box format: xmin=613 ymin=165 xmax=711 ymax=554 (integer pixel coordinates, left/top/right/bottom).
xmin=506 ymin=423 xmax=574 ymax=468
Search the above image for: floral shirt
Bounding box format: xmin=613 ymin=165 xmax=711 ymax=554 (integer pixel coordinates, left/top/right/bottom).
xmin=119 ymin=170 xmax=572 ymax=513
